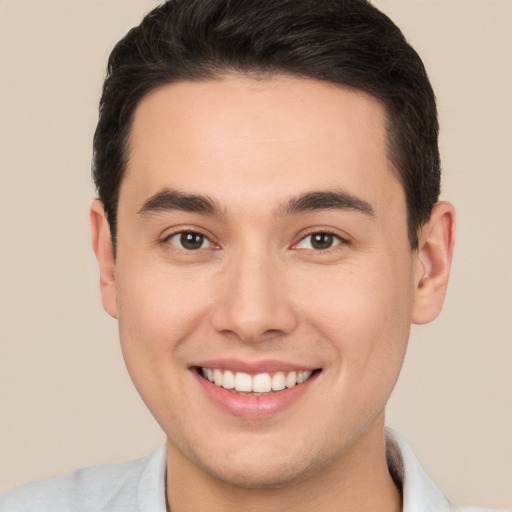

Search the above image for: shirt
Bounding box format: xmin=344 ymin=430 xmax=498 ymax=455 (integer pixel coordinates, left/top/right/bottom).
xmin=0 ymin=429 xmax=508 ymax=511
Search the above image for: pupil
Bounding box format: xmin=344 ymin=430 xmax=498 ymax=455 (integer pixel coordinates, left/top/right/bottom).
xmin=181 ymin=232 xmax=204 ymax=250
xmin=312 ymin=233 xmax=333 ymax=250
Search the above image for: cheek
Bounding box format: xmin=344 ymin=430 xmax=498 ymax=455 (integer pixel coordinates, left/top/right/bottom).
xmin=114 ymin=261 xmax=212 ymax=368
xmin=298 ymin=257 xmax=414 ymax=378
xmin=113 ymin=261 xmax=213 ymax=430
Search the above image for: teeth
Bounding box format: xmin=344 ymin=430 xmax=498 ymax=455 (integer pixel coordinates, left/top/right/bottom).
xmin=253 ymin=373 xmax=272 ymax=393
xmin=213 ymin=369 xmax=223 ymax=386
xmin=201 ymin=367 xmax=313 ymax=393
xmin=222 ymin=370 xmax=235 ymax=390
xmin=234 ymin=372 xmax=253 ymax=392
xmin=271 ymin=371 xmax=286 ymax=391
xmin=285 ymin=371 xmax=297 ymax=388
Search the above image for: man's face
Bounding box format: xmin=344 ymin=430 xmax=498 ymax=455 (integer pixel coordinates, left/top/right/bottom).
xmin=106 ymin=76 xmax=422 ymax=486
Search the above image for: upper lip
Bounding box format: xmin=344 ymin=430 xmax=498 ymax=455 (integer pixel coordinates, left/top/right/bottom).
xmin=191 ymin=358 xmax=319 ymax=374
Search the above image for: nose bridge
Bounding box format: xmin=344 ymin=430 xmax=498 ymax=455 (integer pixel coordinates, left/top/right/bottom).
xmin=211 ymin=242 xmax=296 ymax=342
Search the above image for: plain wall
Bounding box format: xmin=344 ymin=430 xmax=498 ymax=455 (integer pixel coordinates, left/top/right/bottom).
xmin=0 ymin=0 xmax=510 ymax=507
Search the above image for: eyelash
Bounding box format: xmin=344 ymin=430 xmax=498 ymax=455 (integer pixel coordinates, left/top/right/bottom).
xmin=292 ymin=231 xmax=346 ymax=251
xmin=163 ymin=229 xmax=347 ymax=253
xmin=165 ymin=231 xmax=217 ymax=251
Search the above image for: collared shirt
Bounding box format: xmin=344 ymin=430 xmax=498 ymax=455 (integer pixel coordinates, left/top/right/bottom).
xmin=0 ymin=429 xmax=508 ymax=511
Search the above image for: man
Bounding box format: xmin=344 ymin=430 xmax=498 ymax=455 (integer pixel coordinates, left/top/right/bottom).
xmin=0 ymin=1 xmax=507 ymax=511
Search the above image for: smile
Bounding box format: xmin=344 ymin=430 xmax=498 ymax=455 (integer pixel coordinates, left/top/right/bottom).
xmin=199 ymin=367 xmax=315 ymax=394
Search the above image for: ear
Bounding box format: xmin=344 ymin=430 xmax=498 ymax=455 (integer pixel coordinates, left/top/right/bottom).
xmin=411 ymin=201 xmax=456 ymax=325
xmin=90 ymin=200 xmax=118 ymax=319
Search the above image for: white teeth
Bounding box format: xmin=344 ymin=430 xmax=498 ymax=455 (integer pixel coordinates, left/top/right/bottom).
xmin=253 ymin=373 xmax=272 ymax=393
xmin=213 ymin=369 xmax=223 ymax=386
xmin=201 ymin=367 xmax=314 ymax=392
xmin=285 ymin=371 xmax=297 ymax=388
xmin=296 ymin=370 xmax=312 ymax=384
xmin=222 ymin=370 xmax=235 ymax=389
xmin=234 ymin=372 xmax=253 ymax=392
xmin=271 ymin=371 xmax=286 ymax=391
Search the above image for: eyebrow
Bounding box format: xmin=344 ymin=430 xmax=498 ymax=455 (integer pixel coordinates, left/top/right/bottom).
xmin=137 ymin=188 xmax=374 ymax=219
xmin=138 ymin=189 xmax=224 ymax=217
xmin=280 ymin=190 xmax=374 ymax=217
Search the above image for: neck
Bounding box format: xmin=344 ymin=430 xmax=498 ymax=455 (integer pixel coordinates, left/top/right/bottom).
xmin=165 ymin=417 xmax=401 ymax=512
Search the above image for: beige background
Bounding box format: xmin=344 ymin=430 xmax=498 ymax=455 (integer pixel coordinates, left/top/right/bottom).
xmin=0 ymin=0 xmax=510 ymax=507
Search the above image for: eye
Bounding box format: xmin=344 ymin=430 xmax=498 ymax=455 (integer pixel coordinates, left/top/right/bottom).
xmin=166 ymin=231 xmax=212 ymax=250
xmin=295 ymin=232 xmax=343 ymax=250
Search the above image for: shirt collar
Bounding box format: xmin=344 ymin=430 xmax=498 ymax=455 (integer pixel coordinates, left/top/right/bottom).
xmin=138 ymin=444 xmax=167 ymax=512
xmin=386 ymin=427 xmax=453 ymax=512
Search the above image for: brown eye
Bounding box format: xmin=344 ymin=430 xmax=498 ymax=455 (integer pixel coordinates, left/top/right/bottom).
xmin=295 ymin=232 xmax=342 ymax=251
xmin=310 ymin=233 xmax=334 ymax=250
xmin=168 ymin=231 xmax=209 ymax=250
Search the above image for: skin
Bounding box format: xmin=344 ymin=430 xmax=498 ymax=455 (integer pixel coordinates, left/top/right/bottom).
xmin=91 ymin=75 xmax=455 ymax=512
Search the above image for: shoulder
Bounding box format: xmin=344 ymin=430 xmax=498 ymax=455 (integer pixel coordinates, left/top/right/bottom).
xmin=385 ymin=428 xmax=511 ymax=512
xmin=0 ymin=446 xmax=167 ymax=512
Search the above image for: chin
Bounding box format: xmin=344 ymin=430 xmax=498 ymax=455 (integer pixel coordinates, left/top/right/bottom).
xmin=178 ymin=437 xmax=332 ymax=490
xmin=202 ymin=458 xmax=317 ymax=490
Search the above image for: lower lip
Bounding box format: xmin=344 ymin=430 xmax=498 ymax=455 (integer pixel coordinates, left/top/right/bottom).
xmin=193 ymin=369 xmax=318 ymax=419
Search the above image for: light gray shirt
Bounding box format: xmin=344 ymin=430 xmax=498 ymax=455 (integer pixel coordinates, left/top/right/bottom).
xmin=0 ymin=429 xmax=508 ymax=511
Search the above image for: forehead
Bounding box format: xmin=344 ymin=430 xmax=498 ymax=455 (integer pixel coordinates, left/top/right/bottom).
xmin=121 ymin=75 xmax=403 ymax=217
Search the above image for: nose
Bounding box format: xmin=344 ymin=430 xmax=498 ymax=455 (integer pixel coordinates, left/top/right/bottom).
xmin=210 ymin=249 xmax=298 ymax=343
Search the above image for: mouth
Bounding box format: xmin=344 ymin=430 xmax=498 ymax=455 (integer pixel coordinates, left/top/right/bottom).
xmin=196 ymin=366 xmax=319 ymax=394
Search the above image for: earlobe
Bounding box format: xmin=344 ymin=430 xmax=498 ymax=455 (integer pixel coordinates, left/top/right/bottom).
xmin=90 ymin=200 xmax=118 ymax=319
xmin=411 ymin=201 xmax=456 ymax=325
